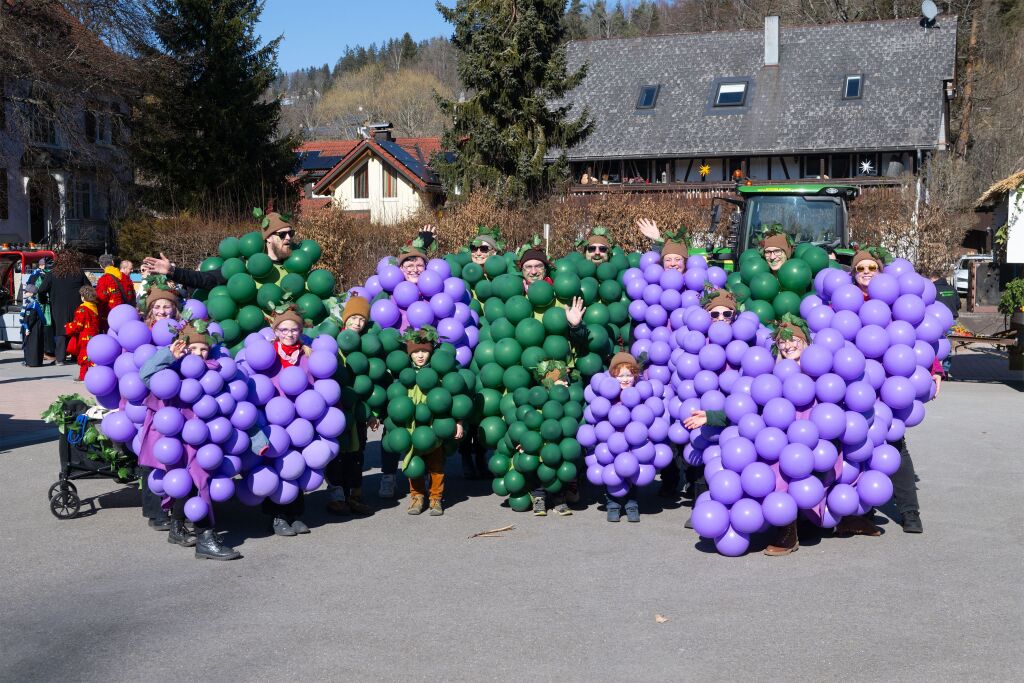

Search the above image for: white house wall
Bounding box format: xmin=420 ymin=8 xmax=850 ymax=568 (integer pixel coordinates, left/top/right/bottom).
xmin=331 ymin=155 xmax=424 ymax=225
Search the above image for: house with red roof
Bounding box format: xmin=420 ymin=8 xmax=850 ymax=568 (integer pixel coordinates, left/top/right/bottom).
xmin=301 ymin=125 xmax=445 ymax=225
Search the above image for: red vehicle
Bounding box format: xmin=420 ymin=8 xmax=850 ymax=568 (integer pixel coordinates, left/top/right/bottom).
xmin=1 ymin=249 xmax=56 ymax=347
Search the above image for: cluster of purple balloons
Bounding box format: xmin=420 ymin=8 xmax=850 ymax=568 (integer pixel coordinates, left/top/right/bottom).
xmin=579 ymin=372 xmax=675 ymax=497
xmin=352 ymin=256 xmax=480 ymax=367
xmin=229 ymin=331 xmax=346 ymax=507
xmin=93 ymin=304 xmax=250 ymax=522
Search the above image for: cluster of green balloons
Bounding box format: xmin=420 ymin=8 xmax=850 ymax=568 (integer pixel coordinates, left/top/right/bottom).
xmin=335 ymin=326 xmax=395 ymax=428
xmin=726 ymin=244 xmax=834 ymax=324
xmin=379 ymin=342 xmax=475 ymax=478
xmin=198 ymin=233 xmax=335 ymax=352
xmin=486 ymin=382 xmax=584 ymax=511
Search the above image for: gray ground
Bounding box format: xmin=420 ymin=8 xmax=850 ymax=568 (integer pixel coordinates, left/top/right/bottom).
xmin=1 ymin=348 xmax=1022 ymax=681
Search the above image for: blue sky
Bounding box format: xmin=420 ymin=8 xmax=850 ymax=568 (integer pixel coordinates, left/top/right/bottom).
xmin=257 ymin=0 xmax=454 ymax=72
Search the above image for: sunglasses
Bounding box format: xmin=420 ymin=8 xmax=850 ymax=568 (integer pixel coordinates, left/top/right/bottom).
xmin=856 ymin=264 xmax=879 ymax=273
xmin=586 ymin=245 xmax=609 ymax=254
xmin=471 ymin=244 xmax=491 ymax=253
xmin=709 ymin=310 xmax=734 ymax=320
xmin=273 ymin=230 xmax=295 ymax=239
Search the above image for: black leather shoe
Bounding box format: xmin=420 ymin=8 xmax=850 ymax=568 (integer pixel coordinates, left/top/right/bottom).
xmin=901 ymin=510 xmax=924 ymax=534
xmin=272 ymin=517 xmax=297 ymax=536
xmin=195 ymin=529 xmax=241 ymax=560
xmin=289 ymin=519 xmax=310 ymax=534
xmin=167 ymin=519 xmax=196 ymax=547
xmin=148 ymin=515 xmax=172 ymax=531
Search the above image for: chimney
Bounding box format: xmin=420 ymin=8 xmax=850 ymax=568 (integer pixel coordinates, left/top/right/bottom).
xmin=764 ymin=16 xmax=779 ymax=67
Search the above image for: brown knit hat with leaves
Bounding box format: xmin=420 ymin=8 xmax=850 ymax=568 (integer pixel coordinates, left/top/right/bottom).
xmin=261 ymin=212 xmax=292 ymax=240
xmin=852 ymin=250 xmax=885 ymax=272
xmin=341 ymin=296 xmax=370 ymax=322
xmin=270 ymin=306 xmax=304 ymax=330
xmin=773 ymin=321 xmax=808 ymax=344
xmin=586 ymin=234 xmax=610 ymax=248
xmin=760 ymin=233 xmax=793 ymax=257
xmin=703 ymin=290 xmax=737 ymax=312
xmin=180 ymin=322 xmax=213 ymax=347
xmin=661 ymin=240 xmax=688 ymax=259
xmin=146 ymin=287 xmax=180 ymax=310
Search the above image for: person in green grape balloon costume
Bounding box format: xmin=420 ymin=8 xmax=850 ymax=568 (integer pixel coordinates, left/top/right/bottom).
xmin=142 ymin=210 xmax=296 ymax=291
xmin=579 ymin=225 xmax=613 ymax=264
xmin=468 ymin=225 xmax=503 ymax=269
xmin=758 ymin=225 xmax=794 ymax=273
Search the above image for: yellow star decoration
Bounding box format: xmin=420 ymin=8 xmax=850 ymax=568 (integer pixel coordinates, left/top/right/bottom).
xmin=699 ymin=164 xmax=711 ymax=178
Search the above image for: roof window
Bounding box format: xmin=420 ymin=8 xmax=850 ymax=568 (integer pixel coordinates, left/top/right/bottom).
xmin=636 ymin=85 xmax=660 ymax=110
xmin=844 ymin=75 xmax=862 ymax=99
xmin=714 ymin=82 xmax=747 ymax=107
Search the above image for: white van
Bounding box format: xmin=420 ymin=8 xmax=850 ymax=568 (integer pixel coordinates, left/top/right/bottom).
xmin=953 ymin=254 xmax=994 ymax=295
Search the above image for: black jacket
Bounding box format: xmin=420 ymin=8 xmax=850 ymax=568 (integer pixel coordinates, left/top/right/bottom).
xmin=37 ymin=271 xmax=91 ymax=331
xmin=933 ymin=277 xmax=960 ymax=319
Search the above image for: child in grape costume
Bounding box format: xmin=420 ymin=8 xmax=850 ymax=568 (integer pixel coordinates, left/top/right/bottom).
xmin=581 ymin=352 xmax=675 ymax=523
xmin=142 ymin=210 xmax=336 ymax=354
xmin=136 ymin=320 xmax=242 ymax=560
xmin=380 ymin=326 xmax=471 ymax=516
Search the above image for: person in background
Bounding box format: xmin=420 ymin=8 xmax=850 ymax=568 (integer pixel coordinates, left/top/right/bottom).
xmin=38 ymin=250 xmax=90 ymax=365
xmin=930 ymin=268 xmax=960 ymax=377
xmin=95 ymin=253 xmax=137 ymax=328
xmin=119 ymin=259 xmax=134 ymax=277
xmin=27 ymin=258 xmax=55 ymax=361
xmin=64 ymin=286 xmax=100 ymax=382
xmin=20 ymin=284 xmax=46 ymax=367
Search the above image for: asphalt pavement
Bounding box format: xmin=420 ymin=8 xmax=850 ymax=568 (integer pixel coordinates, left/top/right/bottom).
xmin=1 ymin=348 xmax=1022 ymax=681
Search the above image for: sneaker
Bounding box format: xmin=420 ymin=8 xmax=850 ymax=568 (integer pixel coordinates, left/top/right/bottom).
xmin=407 ymin=495 xmax=425 ymax=515
xmin=606 ymin=500 xmax=621 ymax=523
xmin=272 ymin=517 xmax=297 ymax=536
xmin=555 ymin=503 xmax=572 ymax=516
xmin=428 ymin=498 xmax=444 ymax=516
xmin=533 ymin=495 xmax=547 ymax=516
xmin=624 ymin=500 xmax=640 ymax=523
xmin=900 ymin=510 xmax=924 ymax=534
xmin=289 ymin=519 xmax=310 ymax=534
xmin=379 ymin=474 xmax=396 ymax=499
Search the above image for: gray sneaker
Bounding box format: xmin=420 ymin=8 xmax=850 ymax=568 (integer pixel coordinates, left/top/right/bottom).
xmin=533 ymin=495 xmax=547 ymax=516
xmin=555 ymin=503 xmax=572 ymax=516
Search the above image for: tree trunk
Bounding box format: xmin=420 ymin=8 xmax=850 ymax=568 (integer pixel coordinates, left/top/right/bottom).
xmin=954 ymin=15 xmax=979 ymax=159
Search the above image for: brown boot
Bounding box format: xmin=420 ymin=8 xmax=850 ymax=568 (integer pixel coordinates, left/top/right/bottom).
xmin=326 ymin=499 xmax=351 ymax=515
xmin=347 ymin=489 xmax=372 ymax=515
xmin=835 ymin=514 xmax=882 ymax=537
xmin=407 ymin=495 xmax=425 ymax=515
xmin=764 ymin=522 xmax=799 ymax=556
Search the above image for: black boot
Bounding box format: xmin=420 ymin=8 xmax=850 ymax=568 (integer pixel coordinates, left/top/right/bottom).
xmin=148 ymin=513 xmax=172 ymax=531
xmin=167 ymin=519 xmax=197 ymax=547
xmin=195 ymin=529 xmax=241 ymax=561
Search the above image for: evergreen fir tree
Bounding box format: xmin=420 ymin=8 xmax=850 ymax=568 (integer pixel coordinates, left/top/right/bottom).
xmin=134 ymin=0 xmax=296 ymax=212
xmin=563 ymin=0 xmax=587 ymax=40
xmin=434 ymin=0 xmax=593 ymax=203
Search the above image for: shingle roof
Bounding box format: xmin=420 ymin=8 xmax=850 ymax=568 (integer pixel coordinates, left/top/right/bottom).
xmin=560 ymin=17 xmax=957 ymax=161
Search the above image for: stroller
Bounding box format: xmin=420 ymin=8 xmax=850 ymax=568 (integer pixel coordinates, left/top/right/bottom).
xmin=47 ymin=397 xmax=139 ymax=519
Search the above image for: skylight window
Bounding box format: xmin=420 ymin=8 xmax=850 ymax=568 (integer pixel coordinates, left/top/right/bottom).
xmin=636 ymin=85 xmax=660 ymax=110
xmin=844 ymin=75 xmax=862 ymax=99
xmin=714 ymin=82 xmax=747 ymax=107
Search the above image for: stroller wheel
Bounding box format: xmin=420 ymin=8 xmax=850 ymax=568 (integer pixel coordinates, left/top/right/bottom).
xmin=50 ymin=490 xmax=81 ymax=519
xmin=47 ymin=480 xmax=77 ymax=500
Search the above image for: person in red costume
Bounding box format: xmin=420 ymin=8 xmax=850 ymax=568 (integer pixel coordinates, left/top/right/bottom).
xmin=64 ymin=286 xmax=101 ymax=381
xmin=95 ymin=253 xmax=136 ymax=328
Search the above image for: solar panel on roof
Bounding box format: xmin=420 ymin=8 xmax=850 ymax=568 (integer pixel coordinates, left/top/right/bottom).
xmin=379 ymin=140 xmax=437 ymax=182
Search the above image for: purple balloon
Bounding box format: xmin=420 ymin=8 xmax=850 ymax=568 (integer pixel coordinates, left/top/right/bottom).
xmin=196 ymin=443 xmax=224 ymax=471
xmin=741 ymin=346 xmax=774 ymax=377
xmin=315 ymin=407 xmax=346 ymax=438
xmin=762 ymin=491 xmax=798 ymax=526
xmin=370 ymin=299 xmax=401 ymax=328
xmin=153 ymin=406 xmax=184 ymax=437
xmin=855 ymin=324 xmax=889 ymax=359
xmin=86 ymin=334 xmax=121 ymax=367
xmin=247 ymin=465 xmax=280 ymax=497
xmin=806 ymin=305 xmax=834 ymax=333
xmin=308 ymin=350 xmax=338 ymax=380
xmin=118 ymin=372 xmax=147 ymax=403
xmin=866 ymin=273 xmax=900 ymax=305
xmin=246 ymin=339 xmax=277 ymax=371
xmin=209 ymin=477 xmax=235 ymax=502
xmin=708 ymin=469 xmax=743 ymax=505
xmin=856 ymin=470 xmax=894 ymax=507
xmin=892 ymin=294 xmax=926 ymax=325
xmin=163 ymin=468 xmax=193 ymax=499
xmin=417 ymin=269 xmax=444 ymax=297
xmin=782 ymin=373 xmax=816 ymax=407
xmin=845 ymin=380 xmax=877 ymax=413
xmin=147 ymin=469 xmax=165 ymax=495
xmin=181 ymin=417 xmax=210 ymax=446
xmin=692 ymin=500 xmax=730 ymax=538
xmin=279 ymin=365 xmax=309 ymax=396
xmin=810 ymin=402 xmax=846 ymax=440
xmin=831 ymin=284 xmax=865 ymax=313
xmin=720 ymin=437 xmax=757 ymax=473
xmin=84 ymin=365 xmax=118 ymax=397
xmin=714 ymin=527 xmax=750 ymax=557
xmin=393 ymin=280 xmax=420 ymax=308
xmin=730 ymin=497 xmax=765 ymax=534
xmin=100 ymin=411 xmax=136 ymax=443
xmin=118 ymin=320 xmax=152 ymax=352
xmin=812 ymin=439 xmax=839 ymax=472
xmin=880 ymin=375 xmax=916 ymax=410
xmin=789 ymin=475 xmax=825 ymax=509
xmin=106 ymin=303 xmax=139 ymax=332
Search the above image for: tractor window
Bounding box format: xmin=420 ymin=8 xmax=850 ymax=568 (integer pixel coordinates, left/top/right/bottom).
xmin=744 ymin=196 xmax=842 ymax=250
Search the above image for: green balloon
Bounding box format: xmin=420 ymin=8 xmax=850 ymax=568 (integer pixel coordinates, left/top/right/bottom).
xmin=504 ymin=296 xmax=533 ymax=324
xmin=579 ymin=277 xmax=598 ymax=305
xmin=389 ymin=396 xmax=415 ymax=425
xmin=542 ymin=334 xmax=570 ymax=361
xmin=306 ymin=269 xmax=335 ymax=298
xmin=520 ymin=346 xmax=546 ymax=370
xmin=553 ymin=272 xmax=581 ymax=301
xmin=595 ymin=261 xmax=618 ymax=282
xmin=379 ymin=328 xmax=401 ymax=353
xmin=480 ymin=388 xmax=502 ymax=417
xmin=587 ymin=324 xmax=610 ymax=353
xmin=556 ymin=461 xmax=578 ymax=483
xmin=489 ymin=453 xmax=511 ymax=477
xmin=218 ymin=318 xmax=241 ymax=344
xmin=479 ymin=362 xmax=504 ymax=389
xmin=238 ymin=231 xmax=264 ymax=258
xmin=296 ymin=292 xmax=325 ymax=322
xmin=346 ymin=350 xmax=369 ymax=375
xmin=368 ymin=357 xmax=387 ymax=381
xmin=598 ymin=279 xmax=622 ymax=303
xmin=491 ymin=477 xmax=509 ymax=497
xmin=490 ymin=319 xmax=515 ymax=341
xmin=542 ymin=306 xmax=568 ymax=335
xmin=738 ymin=248 xmax=763 ymax=265
xmin=507 ymin=421 xmax=528 ymax=445
xmin=502 ymin=365 xmax=531 ymax=391
xmin=481 ymin=416 xmax=507 ymax=447
xmin=559 ymin=437 xmax=581 ymax=462
xmin=415 ymin=367 xmax=439 ymax=392
xmin=568 ymin=384 xmax=584 ymax=402
xmin=221 ymin=257 xmax=246 ymax=280
xmin=542 ymin=399 xmax=564 ymax=420
xmin=432 ymin=417 xmax=456 ymax=440
xmin=386 ymin=381 xmax=408 ymax=401
xmin=426 ymin=387 xmax=453 ymax=416
xmin=461 ymin=262 xmax=484 ymax=285
xmin=284 ymin=251 xmax=312 ymax=275
xmin=518 ymin=430 xmax=542 ymax=455
xmin=508 ymin=492 xmax=531 ymax=511
xmin=281 ymin=273 xmax=305 ymax=297
xmin=563 ymin=401 xmax=582 ymax=420
xmin=473 ymin=339 xmax=496 ymax=366
xmin=411 ymin=426 xmax=436 ymax=453
xmin=583 ymin=302 xmax=609 ymax=327
xmin=475 ymin=278 xmax=493 ymax=302
xmin=207 ymin=296 xmax=237 ymax=322
xmin=777 ymin=259 xmax=812 ymax=293
xmin=484 ymin=298 xmax=506 ymax=323
xmin=607 ymin=300 xmax=628 ymax=325
xmin=494 ymin=338 xmax=523 ymax=368
xmin=236 ymin=304 xmax=265 ymax=332
xmin=404 ymin=454 xmax=426 ymax=477
xmin=559 ymin=416 xmax=578 ymax=438
xmin=527 ymin=386 xmax=547 ymax=408
xmin=746 ymin=299 xmax=776 ymax=325
xmin=540 ymin=443 xmax=563 ymax=468
xmin=451 ymin=394 xmax=473 ymax=420
xmin=398 ymin=367 xmax=417 ymax=388
xmin=255 ymin=282 xmax=283 ymax=310
xmin=749 ymin=272 xmax=781 ymax=301
xmin=298 ymin=239 xmax=322 ymax=263
xmin=441 ymin=371 xmax=467 ymax=395
xmin=227 ymin=273 xmax=257 ymax=304
xmin=740 ymin=257 xmax=770 ymax=285
xmin=218 ymin=236 xmax=241 ymax=259
xmin=493 ymin=274 xmax=524 ymax=301
xmin=772 ymin=290 xmax=802 ymax=318
xmin=484 ymin=254 xmax=507 ymax=278
xmin=800 ymin=246 xmax=830 ymax=274
xmin=515 ymin=318 xmax=545 ymax=348
xmin=353 ymin=374 xmax=373 ymax=398
xmin=730 ymin=282 xmax=752 ymax=303
xmin=337 ymin=329 xmax=360 ymax=353
xmin=540 ymin=418 xmax=562 ymax=442
xmin=576 ymin=259 xmax=596 ymax=279
xmin=536 ymin=463 xmax=557 ymax=484
xmin=726 ymin=271 xmax=744 ymax=289
xmin=386 ymin=428 xmax=411 ymax=456
xmin=527 ymin=280 xmax=554 ymax=308
xmin=549 ymin=384 xmax=570 ymax=403
xmin=576 ymin=352 xmax=603 ymax=377
xmin=200 ymin=256 xmax=224 ymax=273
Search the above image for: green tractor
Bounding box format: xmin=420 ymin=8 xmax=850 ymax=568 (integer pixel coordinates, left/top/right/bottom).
xmin=706 ymin=183 xmax=860 ymax=269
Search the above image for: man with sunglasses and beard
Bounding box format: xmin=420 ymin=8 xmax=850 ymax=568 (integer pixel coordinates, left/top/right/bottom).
xmin=581 ymin=227 xmax=612 ymax=264
xmin=141 ymin=212 xmax=298 ymax=291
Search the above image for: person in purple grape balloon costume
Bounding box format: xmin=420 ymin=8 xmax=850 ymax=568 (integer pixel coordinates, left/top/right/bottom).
xmin=138 ymin=321 xmax=241 ymax=560
xmin=852 ymin=247 xmax=937 ymax=534
xmin=635 ymin=218 xmax=688 ymax=273
xmin=601 ymin=352 xmax=648 ymax=523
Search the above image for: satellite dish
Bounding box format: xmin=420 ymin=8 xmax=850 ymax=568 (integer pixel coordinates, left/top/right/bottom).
xmin=922 ymin=0 xmax=939 ymax=20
